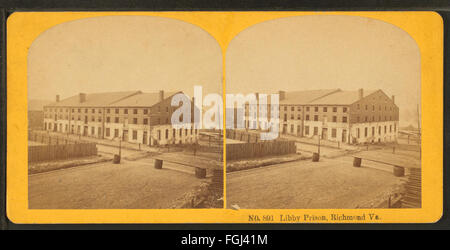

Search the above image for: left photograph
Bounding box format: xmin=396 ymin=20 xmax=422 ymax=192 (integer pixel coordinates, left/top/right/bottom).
xmin=27 ymin=16 xmax=224 ymax=209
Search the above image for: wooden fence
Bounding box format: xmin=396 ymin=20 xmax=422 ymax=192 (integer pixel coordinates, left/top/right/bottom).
xmin=28 ymin=143 xmax=98 ymax=163
xmin=226 ymin=141 xmax=296 ymax=161
xmin=28 ymin=130 xmax=88 ymax=145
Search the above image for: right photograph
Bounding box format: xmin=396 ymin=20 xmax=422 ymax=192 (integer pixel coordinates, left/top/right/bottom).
xmin=225 ymin=15 xmax=421 ymax=209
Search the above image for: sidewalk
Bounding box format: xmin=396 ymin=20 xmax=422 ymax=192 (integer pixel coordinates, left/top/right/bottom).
xmin=32 ymin=130 xmax=158 ymax=153
xmin=280 ymin=134 xmax=358 ymax=150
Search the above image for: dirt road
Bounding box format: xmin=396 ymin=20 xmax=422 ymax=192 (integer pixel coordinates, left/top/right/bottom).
xmin=29 ymin=158 xmax=202 ymax=209
xmin=226 ymin=156 xmax=403 ymax=209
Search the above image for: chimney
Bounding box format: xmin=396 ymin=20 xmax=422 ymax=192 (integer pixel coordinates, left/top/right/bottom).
xmin=278 ymin=90 xmax=286 ymax=101
xmin=56 ymin=95 xmax=60 ymax=102
xmin=159 ymin=90 xmax=164 ymax=102
xmin=358 ymin=88 xmax=364 ymax=100
xmin=392 ymin=95 xmax=395 ymax=104
xmin=79 ymin=93 xmax=86 ymax=103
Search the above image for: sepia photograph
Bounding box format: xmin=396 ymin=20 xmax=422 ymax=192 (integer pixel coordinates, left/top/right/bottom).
xmin=27 ymin=16 xmax=224 ymax=209
xmin=225 ymin=15 xmax=421 ymax=209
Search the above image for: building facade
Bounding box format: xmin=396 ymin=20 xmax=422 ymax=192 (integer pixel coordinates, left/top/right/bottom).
xmin=241 ymin=89 xmax=399 ymax=144
xmin=43 ymin=90 xmax=199 ymax=146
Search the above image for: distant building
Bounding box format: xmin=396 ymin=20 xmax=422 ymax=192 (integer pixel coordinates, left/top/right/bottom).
xmin=28 ymin=99 xmax=52 ymax=130
xmin=43 ymin=90 xmax=199 ymax=146
xmin=242 ymin=89 xmax=399 ymax=144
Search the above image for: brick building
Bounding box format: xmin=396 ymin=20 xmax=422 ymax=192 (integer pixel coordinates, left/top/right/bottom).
xmin=43 ymin=90 xmax=199 ymax=146
xmin=241 ymin=89 xmax=399 ymax=144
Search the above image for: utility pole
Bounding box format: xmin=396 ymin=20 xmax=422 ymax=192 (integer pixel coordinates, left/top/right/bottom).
xmin=417 ymin=103 xmax=421 ymax=159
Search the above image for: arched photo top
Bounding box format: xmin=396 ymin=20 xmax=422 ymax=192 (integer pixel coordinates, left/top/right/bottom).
xmin=226 ymin=15 xmax=421 ymax=127
xmin=28 ymin=15 xmax=223 ymax=101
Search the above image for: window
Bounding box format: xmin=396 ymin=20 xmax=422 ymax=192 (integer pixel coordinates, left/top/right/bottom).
xmin=342 ymin=116 xmax=347 ymax=123
xmin=91 ymin=127 xmax=95 ymax=135
xmin=106 ymin=117 xmax=110 ymax=123
xmin=372 ymin=105 xmax=375 ymax=111
xmin=313 ymin=127 xmax=318 ymax=135
xmin=284 ymin=114 xmax=287 ymax=122
xmin=284 ymin=106 xmax=287 ymax=111
xmin=323 ymin=107 xmax=327 ymax=112
xmin=384 ymin=126 xmax=387 ymax=133
xmin=115 ymin=109 xmax=119 ymax=114
xmin=92 ymin=109 xmax=95 ymax=113
xmin=291 ymin=106 xmax=294 ymax=111
xmin=290 ymin=114 xmax=294 ymax=120
xmin=365 ymin=127 xmax=368 ymax=137
xmin=297 ymin=114 xmax=301 ymax=120
xmin=106 ymin=128 xmax=110 ymax=137
xmin=378 ymin=126 xmax=381 ymax=135
xmin=85 ymin=108 xmax=88 ymax=113
xmin=291 ymin=124 xmax=294 ymax=133
xmin=333 ymin=107 xmax=337 ymax=112
xmin=165 ymin=129 xmax=169 ymax=139
xmin=98 ymin=127 xmax=101 ymax=136
xmin=332 ymin=128 xmax=337 ymax=138
xmin=305 ymin=126 xmax=309 ymax=135
xmin=306 ymin=107 xmax=310 ymax=111
xmin=297 ymin=107 xmax=301 ymax=111
xmin=143 ymin=118 xmax=148 ymax=125
xmin=314 ymin=115 xmax=318 ymax=121
xmin=114 ymin=129 xmax=119 ymax=137
xmin=107 ymin=109 xmax=110 ymax=113
xmin=372 ymin=127 xmax=375 ymax=136
xmin=133 ymin=118 xmax=138 ymax=124
xmin=133 ymin=109 xmax=138 ymax=114
xmin=314 ymin=107 xmax=318 ymax=112
xmin=78 ymin=108 xmax=81 ymax=113
xmin=133 ymin=130 xmax=137 ymax=140
xmin=390 ymin=125 xmax=392 ymax=132
xmin=343 ymin=107 xmax=347 ymax=112
xmin=144 ymin=109 xmax=148 ymax=114
xmin=115 ymin=117 xmax=119 ymax=123
xmin=124 ymin=109 xmax=128 ymax=114
xmin=157 ymin=130 xmax=161 ymax=140
xmin=357 ymin=128 xmax=360 ymax=138
xmin=306 ymin=115 xmax=310 ymax=121
xmin=332 ymin=116 xmax=337 ymax=122
xmin=91 ymin=117 xmax=95 ymax=122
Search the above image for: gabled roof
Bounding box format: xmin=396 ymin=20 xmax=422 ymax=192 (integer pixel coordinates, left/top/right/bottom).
xmin=109 ymin=91 xmax=180 ymax=107
xmin=280 ymin=89 xmax=340 ymax=105
xmin=45 ymin=91 xmax=141 ymax=107
xmin=308 ymin=89 xmax=378 ymax=105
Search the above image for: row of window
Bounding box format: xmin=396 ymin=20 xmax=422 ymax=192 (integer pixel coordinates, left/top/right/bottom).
xmin=281 ymin=106 xmax=348 ymax=113
xmin=46 ymin=116 xmax=170 ymax=125
xmin=45 ymin=122 xmax=198 ymax=141
xmin=283 ymin=114 xmax=348 ymax=123
xmin=302 ymin=124 xmax=396 ymax=137
xmin=45 ymin=106 xmax=172 ymax=114
xmin=356 ymin=104 xmax=396 ymax=112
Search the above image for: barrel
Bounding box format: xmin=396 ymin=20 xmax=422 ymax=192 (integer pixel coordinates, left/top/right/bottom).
xmin=312 ymin=153 xmax=320 ymax=162
xmin=195 ymin=167 xmax=207 ymax=179
xmin=154 ymin=159 xmax=163 ymax=169
xmin=353 ymin=157 xmax=362 ymax=167
xmin=113 ymin=154 xmax=121 ymax=164
xmin=393 ymin=166 xmax=405 ymax=177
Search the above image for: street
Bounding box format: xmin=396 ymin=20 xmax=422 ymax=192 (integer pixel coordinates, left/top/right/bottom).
xmin=29 ymin=158 xmax=202 ymax=209
xmin=226 ymin=155 xmax=403 ymax=209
